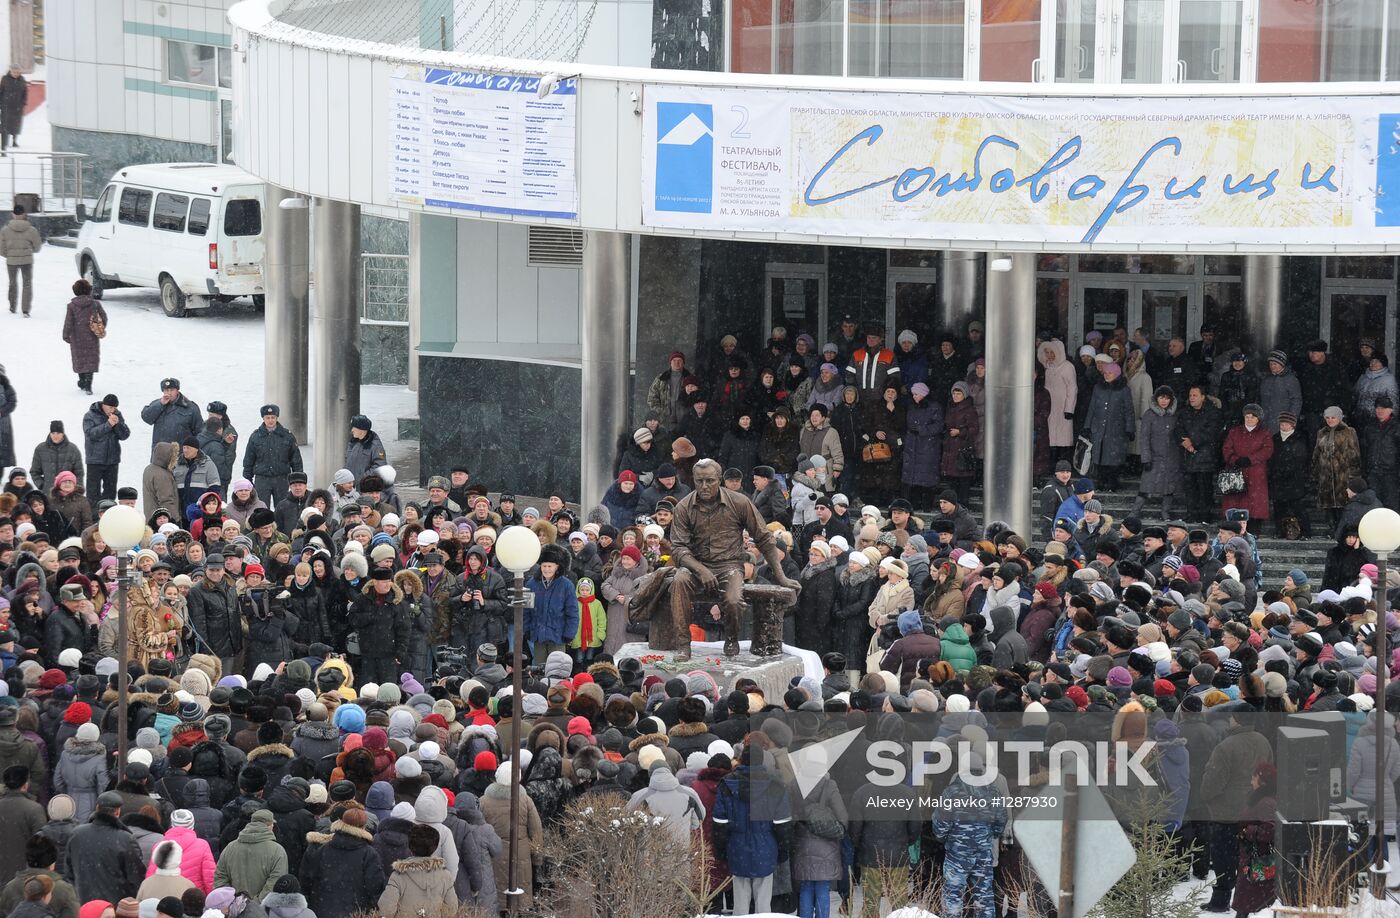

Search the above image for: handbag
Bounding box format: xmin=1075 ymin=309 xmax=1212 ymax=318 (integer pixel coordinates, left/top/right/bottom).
xmin=802 ymin=799 xmax=845 ymax=839
xmin=862 ymin=441 xmax=893 ymax=464
xmin=1072 ymin=435 xmax=1094 ymax=475
xmin=865 ymin=631 xmax=884 ymax=675
xmin=89 ymin=312 xmax=106 ymax=339
xmin=1215 ymin=468 xmax=1246 ymax=495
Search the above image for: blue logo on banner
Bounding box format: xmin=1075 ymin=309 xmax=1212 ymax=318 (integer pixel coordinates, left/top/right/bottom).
xmin=1378 ymin=116 xmax=1400 ymax=227
xmin=655 ymin=102 xmax=713 ymax=213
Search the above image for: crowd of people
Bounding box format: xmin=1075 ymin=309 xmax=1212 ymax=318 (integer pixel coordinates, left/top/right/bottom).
xmin=620 ymin=319 xmax=1400 ymax=542
xmin=0 ymin=322 xmax=1394 ymax=918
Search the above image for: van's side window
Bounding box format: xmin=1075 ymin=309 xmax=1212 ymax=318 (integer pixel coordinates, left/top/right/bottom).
xmin=118 ymin=188 xmax=152 ymax=227
xmin=153 ymin=193 xmax=189 ymax=232
xmin=188 ymin=198 xmax=212 ymax=236
xmin=93 ymin=187 xmax=113 ymax=223
xmin=224 ymin=199 xmax=261 ymax=237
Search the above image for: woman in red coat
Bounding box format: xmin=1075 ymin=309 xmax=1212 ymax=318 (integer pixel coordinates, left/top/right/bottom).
xmin=1221 ymin=403 xmax=1275 ymax=521
xmin=1231 ymin=762 xmax=1279 ymax=917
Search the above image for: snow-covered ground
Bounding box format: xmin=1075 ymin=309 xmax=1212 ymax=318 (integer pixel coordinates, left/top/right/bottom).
xmin=0 ymin=93 xmax=418 ymax=485
xmin=5 ymin=240 xmax=418 ymax=489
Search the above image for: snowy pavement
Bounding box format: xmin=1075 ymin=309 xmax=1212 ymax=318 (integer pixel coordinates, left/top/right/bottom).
xmin=5 ymin=243 xmax=418 ymax=488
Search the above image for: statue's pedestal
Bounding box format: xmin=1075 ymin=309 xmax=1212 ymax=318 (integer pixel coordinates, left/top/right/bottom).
xmin=616 ymin=640 xmax=807 ymax=703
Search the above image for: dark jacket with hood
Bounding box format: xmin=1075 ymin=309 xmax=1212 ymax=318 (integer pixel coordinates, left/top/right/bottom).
xmin=266 ymin=785 xmax=315 ymax=873
xmin=290 ymin=719 xmax=340 ymax=767
xmin=446 ymin=791 xmax=500 ymax=908
xmin=299 ymin=819 xmax=387 ymax=918
xmin=188 ymin=745 xmax=239 ymax=813
xmin=371 ymin=813 xmax=413 ymax=874
xmin=348 ymin=581 xmax=410 ymax=663
xmin=247 ymin=741 xmax=296 ymax=791
xmin=989 ymin=604 xmax=1029 ymax=670
xmin=450 ymin=548 xmax=509 ymax=650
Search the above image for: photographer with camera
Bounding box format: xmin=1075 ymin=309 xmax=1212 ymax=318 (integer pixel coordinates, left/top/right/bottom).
xmin=450 ymin=545 xmax=511 ymax=653
xmin=237 ymin=563 xmax=300 ymax=674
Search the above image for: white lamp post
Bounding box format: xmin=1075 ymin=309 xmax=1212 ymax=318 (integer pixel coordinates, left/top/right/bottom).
xmin=493 ymin=525 xmax=540 ymax=918
xmin=1359 ymin=506 xmax=1400 ymax=892
xmin=97 ymin=504 xmax=147 ymax=769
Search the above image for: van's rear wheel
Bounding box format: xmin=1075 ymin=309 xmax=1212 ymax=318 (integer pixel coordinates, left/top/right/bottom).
xmin=159 ymin=275 xmax=187 ymax=318
xmin=252 ymin=295 xmax=265 ymax=310
xmin=81 ymin=256 xmax=104 ymax=300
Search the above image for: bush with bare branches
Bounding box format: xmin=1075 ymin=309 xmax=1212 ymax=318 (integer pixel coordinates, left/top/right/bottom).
xmin=526 ymin=798 xmax=703 ymax=918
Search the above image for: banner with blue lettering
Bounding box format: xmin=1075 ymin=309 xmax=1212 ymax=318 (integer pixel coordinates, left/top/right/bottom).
xmin=642 ymin=86 xmax=1394 ymax=247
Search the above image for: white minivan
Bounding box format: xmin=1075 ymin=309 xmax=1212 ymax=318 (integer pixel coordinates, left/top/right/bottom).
xmin=76 ymin=163 xmax=266 ymax=317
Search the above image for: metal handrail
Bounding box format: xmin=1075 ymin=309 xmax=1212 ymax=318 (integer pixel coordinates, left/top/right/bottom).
xmin=361 ymin=252 xmax=409 ymax=325
xmin=1 ymin=151 xmax=88 ymax=214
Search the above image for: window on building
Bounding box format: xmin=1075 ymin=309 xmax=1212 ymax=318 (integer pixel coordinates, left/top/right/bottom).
xmin=1259 ymin=0 xmax=1400 ymax=81
xmin=220 ymin=99 xmax=234 ymax=164
xmin=166 ymin=39 xmax=230 ymax=88
xmin=732 ymin=0 xmax=968 ymax=78
xmin=223 ymin=199 xmax=261 ymax=237
xmin=980 ymin=0 xmax=1040 ymax=81
xmin=1177 ymin=0 xmax=1242 ymax=83
xmin=152 ymin=193 xmax=189 ymax=233
xmin=117 ymin=188 xmax=151 ymax=227
xmin=733 ymin=0 xmax=843 ymax=75
xmin=849 ymin=0 xmax=966 ymax=79
xmin=188 ymin=198 xmax=212 ymax=236
xmin=1327 ymin=257 xmax=1396 ymax=280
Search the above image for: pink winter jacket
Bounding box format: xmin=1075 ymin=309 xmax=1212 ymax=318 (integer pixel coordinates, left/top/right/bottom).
xmin=145 ymin=826 xmax=216 ymax=892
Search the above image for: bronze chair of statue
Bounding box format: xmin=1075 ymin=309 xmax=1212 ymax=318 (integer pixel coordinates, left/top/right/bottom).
xmin=626 ymin=565 xmax=792 ymax=658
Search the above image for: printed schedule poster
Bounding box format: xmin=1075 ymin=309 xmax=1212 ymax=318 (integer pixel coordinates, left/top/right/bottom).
xmin=388 ymin=67 xmax=578 ymax=219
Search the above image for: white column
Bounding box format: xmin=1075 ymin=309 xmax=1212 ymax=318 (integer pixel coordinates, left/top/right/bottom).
xmin=262 ymin=188 xmax=309 ymax=440
xmin=311 ymin=198 xmax=361 ymax=487
xmin=940 ymin=250 xmax=983 ymax=331
xmin=407 ymin=213 xmax=422 ymax=391
xmin=1243 ymin=255 xmax=1284 ymax=354
xmin=580 ymin=231 xmax=631 ymax=515
xmin=983 ymin=253 xmax=1036 ymax=538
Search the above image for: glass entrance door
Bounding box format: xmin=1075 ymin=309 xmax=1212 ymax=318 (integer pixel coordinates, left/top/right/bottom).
xmin=1322 ymin=287 xmax=1398 ymax=367
xmin=1171 ymin=0 xmax=1243 ymax=82
xmin=764 ymin=265 xmax=827 ymax=342
xmin=1080 ymin=283 xmax=1132 ymax=345
xmin=888 ymin=270 xmax=940 ymax=350
xmin=1038 ymin=0 xmax=1250 ymax=84
xmin=1115 ymin=0 xmax=1167 ymax=83
xmin=1052 ymin=0 xmax=1101 ymax=82
xmin=1074 ymin=279 xmax=1198 ymax=348
xmin=1140 ymin=283 xmax=1197 ymax=346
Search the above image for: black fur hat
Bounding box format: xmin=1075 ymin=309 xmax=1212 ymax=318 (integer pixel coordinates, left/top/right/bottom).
xmin=539 ymin=542 xmax=570 ymax=569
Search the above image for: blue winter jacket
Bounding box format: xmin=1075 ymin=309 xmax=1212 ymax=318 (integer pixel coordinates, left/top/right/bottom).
xmin=600 ymin=481 xmax=641 ymax=529
xmin=525 ymin=574 xmax=579 ymax=645
xmin=1054 ymin=493 xmax=1086 ymax=528
xmin=1150 ymin=720 xmax=1191 ymax=830
xmin=713 ymin=764 xmax=793 ymax=878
